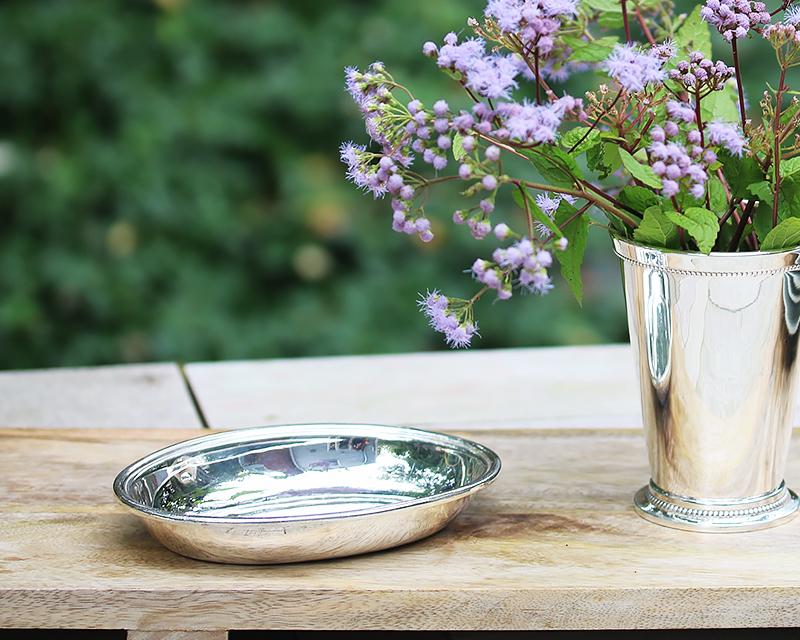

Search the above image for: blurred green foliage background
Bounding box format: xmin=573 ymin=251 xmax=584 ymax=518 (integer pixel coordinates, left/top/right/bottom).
xmin=0 ymin=0 xmax=774 ymax=369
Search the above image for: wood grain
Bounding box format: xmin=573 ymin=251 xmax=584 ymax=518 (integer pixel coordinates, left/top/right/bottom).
xmin=4 ymin=427 xmax=800 ymax=630
xmin=0 ymin=363 xmax=202 ymax=429
xmin=184 ymin=345 xmax=644 ymax=430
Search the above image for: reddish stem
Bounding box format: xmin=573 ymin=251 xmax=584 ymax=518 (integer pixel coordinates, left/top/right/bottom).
xmin=621 ymin=0 xmax=632 ymax=42
xmin=728 ymin=198 xmax=757 ymax=251
xmin=635 ymin=8 xmax=656 ymax=44
xmin=693 ymin=90 xmax=711 ymax=210
xmin=731 ymin=40 xmax=748 ymax=135
xmin=568 ymin=92 xmax=622 ymax=153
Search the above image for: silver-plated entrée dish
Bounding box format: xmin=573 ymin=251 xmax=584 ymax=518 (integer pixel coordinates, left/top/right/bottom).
xmin=114 ymin=423 xmax=500 ymax=564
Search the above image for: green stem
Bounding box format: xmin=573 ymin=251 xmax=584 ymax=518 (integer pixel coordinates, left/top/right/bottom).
xmin=516 ymin=182 xmax=535 ymax=239
xmin=773 ymin=66 xmax=788 ymax=228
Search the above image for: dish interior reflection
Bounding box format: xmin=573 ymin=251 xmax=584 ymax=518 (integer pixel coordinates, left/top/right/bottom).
xmin=129 ymin=436 xmax=489 ymax=519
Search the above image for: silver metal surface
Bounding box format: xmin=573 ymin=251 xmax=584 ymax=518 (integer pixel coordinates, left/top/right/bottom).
xmin=614 ymin=237 xmax=800 ymax=532
xmin=114 ymin=424 xmax=500 ymax=563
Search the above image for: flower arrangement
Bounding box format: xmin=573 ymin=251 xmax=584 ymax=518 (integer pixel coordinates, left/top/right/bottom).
xmin=341 ymin=0 xmax=800 ymax=347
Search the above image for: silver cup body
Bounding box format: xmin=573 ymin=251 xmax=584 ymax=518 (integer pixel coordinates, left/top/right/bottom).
xmin=614 ymin=237 xmax=800 ymax=531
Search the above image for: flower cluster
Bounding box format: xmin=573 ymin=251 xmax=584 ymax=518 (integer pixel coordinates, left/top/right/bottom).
xmin=669 ymin=51 xmax=735 ymax=95
xmin=419 ymin=291 xmax=479 ymax=348
xmin=472 ymin=238 xmax=555 ymax=300
xmin=434 ymin=33 xmax=520 ymax=100
xmin=485 ymin=0 xmax=579 ymax=54
xmin=345 ymin=64 xmax=411 ymax=161
xmin=649 ymin=131 xmax=710 ymax=199
xmin=700 ymin=0 xmax=770 ymax=41
xmin=706 ymin=120 xmax=748 ymax=156
xmin=342 ymin=0 xmax=800 ymax=348
xmin=764 ymin=8 xmax=800 ymax=50
xmin=603 ymin=44 xmax=669 ymax=93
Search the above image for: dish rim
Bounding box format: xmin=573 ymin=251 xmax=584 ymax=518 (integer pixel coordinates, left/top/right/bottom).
xmin=113 ymin=422 xmax=501 ymax=525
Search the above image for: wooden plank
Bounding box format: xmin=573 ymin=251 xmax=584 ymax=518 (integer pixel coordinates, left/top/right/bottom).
xmin=0 ymin=363 xmax=203 ymax=428
xmin=184 ymin=345 xmax=643 ymax=430
xmin=3 ymin=427 xmax=800 ymax=630
xmin=128 ymin=633 xmax=227 ymax=640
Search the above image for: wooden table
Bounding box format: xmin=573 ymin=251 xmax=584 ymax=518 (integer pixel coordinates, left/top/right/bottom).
xmin=4 ymin=345 xmax=800 ymax=638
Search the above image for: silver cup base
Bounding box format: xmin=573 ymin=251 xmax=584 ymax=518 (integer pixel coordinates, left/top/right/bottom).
xmin=633 ymin=481 xmax=800 ymax=532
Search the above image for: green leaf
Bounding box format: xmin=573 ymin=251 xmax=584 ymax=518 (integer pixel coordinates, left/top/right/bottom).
xmin=633 ymin=205 xmax=679 ymax=248
xmin=598 ymin=12 xmax=624 ymax=28
xmin=586 ymin=142 xmax=609 ymax=175
xmin=781 ymin=157 xmax=800 ymax=179
xmin=561 ymin=35 xmax=619 ymax=63
xmin=700 ymin=87 xmax=740 ymax=124
xmin=554 ymin=200 xmax=588 ymax=304
xmin=748 ymin=180 xmax=772 ymax=202
xmin=747 ymin=181 xmax=777 ymax=242
xmin=582 ymin=0 xmax=621 ymax=12
xmin=675 ymin=5 xmax=712 ymax=58
xmin=526 ymin=146 xmax=583 ymax=188
xmin=601 ymin=142 xmax=622 ymax=176
xmin=777 ymin=176 xmax=800 ymax=219
xmin=665 ymin=207 xmax=719 ymax=254
xmin=560 ymin=126 xmax=602 ymax=154
xmin=511 ymin=186 xmax=564 ymax=238
xmin=452 ymin=133 xmax=467 ymax=162
xmin=761 ymin=217 xmax=800 ymax=250
xmin=722 ymin=153 xmax=765 ymax=199
xmin=708 ymin=176 xmax=727 ymax=214
xmin=619 ymin=148 xmax=663 ymax=189
xmin=749 ymin=177 xmax=800 ymax=226
xmin=619 ymin=186 xmax=661 ymax=215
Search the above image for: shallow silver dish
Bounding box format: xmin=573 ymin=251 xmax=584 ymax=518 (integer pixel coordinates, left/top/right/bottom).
xmin=114 ymin=423 xmax=500 ymax=564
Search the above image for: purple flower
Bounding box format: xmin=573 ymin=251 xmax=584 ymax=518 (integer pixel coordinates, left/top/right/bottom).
xmin=603 ymin=44 xmax=666 ymax=93
xmin=418 ymin=291 xmax=479 ymax=348
xmin=536 ymin=192 xmax=562 ymax=216
xmin=496 ymin=100 xmax=563 ymax=144
xmin=786 ymin=5 xmax=800 ymax=24
xmin=669 ymin=52 xmax=735 ymax=93
xmin=494 ymin=223 xmax=512 ymax=239
xmin=344 ymin=64 xmax=418 ymax=163
xmin=433 ymin=100 xmax=449 ymax=116
xmin=436 ymin=35 xmax=520 ymax=100
xmin=763 ymin=13 xmax=800 ymax=43
xmin=534 ymin=192 xmax=575 ymax=236
xmin=666 ymin=101 xmax=696 ymax=124
xmin=520 ymin=268 xmax=553 ymax=294
xmin=465 ymin=54 xmax=520 ymax=100
xmin=340 ymin=141 xmax=386 ymax=199
xmin=437 ymin=37 xmax=485 ymax=71
xmin=651 ymin=40 xmax=677 ymax=60
xmin=648 ymin=140 xmax=709 ymax=199
xmin=485 ymin=0 xmax=579 ymax=53
xmin=469 ymin=219 xmax=493 ymax=239
xmin=701 ymin=0 xmax=770 ymax=41
xmin=706 ymin=120 xmax=748 ymax=156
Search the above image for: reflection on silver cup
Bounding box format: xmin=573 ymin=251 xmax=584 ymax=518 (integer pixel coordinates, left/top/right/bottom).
xmin=614 ymin=237 xmax=800 ymax=532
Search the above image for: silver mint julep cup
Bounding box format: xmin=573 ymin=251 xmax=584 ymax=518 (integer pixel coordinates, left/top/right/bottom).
xmin=613 ymin=236 xmax=800 ymax=531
